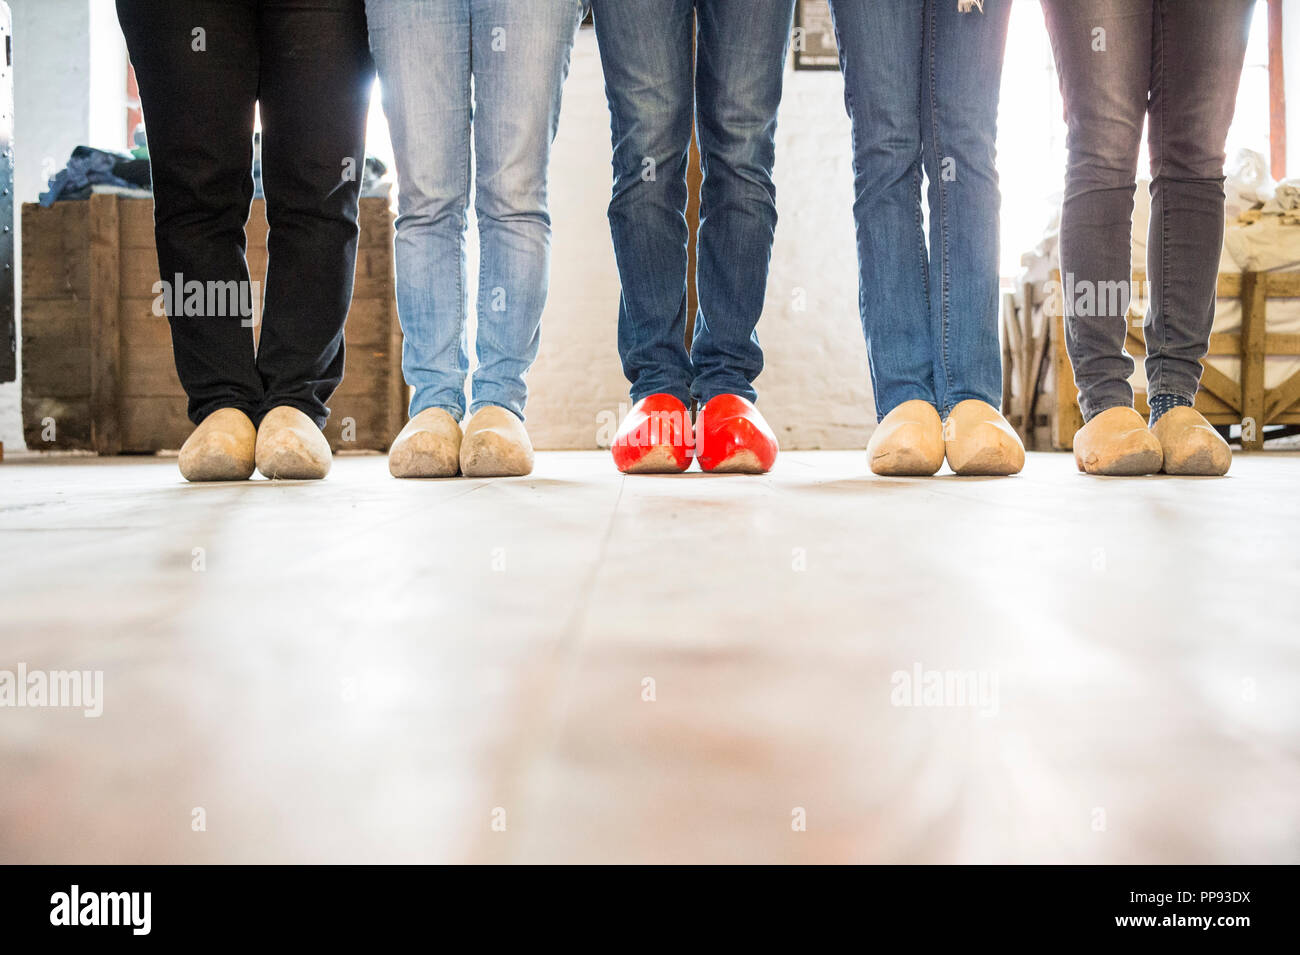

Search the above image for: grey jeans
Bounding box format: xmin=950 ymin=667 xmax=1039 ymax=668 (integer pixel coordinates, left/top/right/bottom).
xmin=1042 ymin=0 xmax=1256 ymax=421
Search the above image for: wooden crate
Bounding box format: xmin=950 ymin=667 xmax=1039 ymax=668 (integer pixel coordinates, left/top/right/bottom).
xmin=1003 ymin=269 xmax=1300 ymax=451
xmin=21 ymin=194 xmax=405 ymax=453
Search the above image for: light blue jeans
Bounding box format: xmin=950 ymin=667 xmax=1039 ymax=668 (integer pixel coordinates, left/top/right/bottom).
xmin=365 ymin=0 xmax=585 ymax=421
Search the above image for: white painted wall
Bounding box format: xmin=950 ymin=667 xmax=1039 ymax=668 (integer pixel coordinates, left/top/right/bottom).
xmin=738 ymin=57 xmax=868 ymax=451
xmin=87 ymin=0 xmax=127 ymax=152
xmin=514 ymin=32 xmax=625 ymax=451
xmin=11 ymin=0 xmax=94 ymax=208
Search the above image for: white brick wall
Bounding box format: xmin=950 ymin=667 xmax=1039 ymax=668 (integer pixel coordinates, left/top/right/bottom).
xmin=756 ymin=62 xmax=873 ymax=451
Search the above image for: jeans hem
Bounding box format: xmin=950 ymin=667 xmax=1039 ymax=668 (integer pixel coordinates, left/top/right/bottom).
xmin=630 ymin=386 xmax=693 ymax=408
xmin=468 ymin=400 xmax=525 ymax=422
xmin=1080 ymin=397 xmax=1135 ymax=424
xmin=190 ymin=400 xmax=261 ymax=428
xmin=408 ymin=399 xmax=465 ymax=423
xmin=255 ymin=399 xmax=329 ymax=431
xmin=693 ymin=385 xmax=759 ymax=406
xmin=874 ymin=388 xmax=939 ymax=423
xmin=940 ymin=392 xmax=1001 ymax=420
xmin=1145 ymin=387 xmax=1197 ymax=404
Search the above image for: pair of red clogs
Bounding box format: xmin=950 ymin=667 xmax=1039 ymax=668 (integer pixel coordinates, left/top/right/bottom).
xmin=611 ymin=393 xmax=778 ymax=474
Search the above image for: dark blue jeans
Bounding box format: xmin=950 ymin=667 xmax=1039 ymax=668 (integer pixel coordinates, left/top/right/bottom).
xmin=828 ymin=0 xmax=1011 ymax=421
xmin=1042 ymin=0 xmax=1256 ymax=421
xmin=590 ymin=0 xmax=796 ymax=406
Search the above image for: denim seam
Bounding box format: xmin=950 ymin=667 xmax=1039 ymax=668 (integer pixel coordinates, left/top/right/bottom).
xmin=199 ymin=400 xmax=261 ymax=429
xmin=1082 ymin=397 xmax=1136 ymax=425
xmin=925 ymin=0 xmax=952 ymax=416
xmin=458 ymin=21 xmax=473 ymax=412
xmin=1153 ymin=0 xmax=1170 ymax=399
xmin=409 ymin=400 xmax=465 ymax=424
xmin=474 ymin=174 xmax=490 ymax=364
xmin=913 ymin=165 xmax=929 ymax=399
xmin=834 ymin=13 xmax=883 ymax=408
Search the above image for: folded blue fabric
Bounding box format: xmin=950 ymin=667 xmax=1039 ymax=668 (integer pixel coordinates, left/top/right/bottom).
xmin=39 ymin=146 xmax=150 ymax=206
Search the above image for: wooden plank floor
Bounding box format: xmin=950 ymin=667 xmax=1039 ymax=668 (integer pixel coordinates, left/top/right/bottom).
xmin=1 ymin=450 xmax=1298 ymax=863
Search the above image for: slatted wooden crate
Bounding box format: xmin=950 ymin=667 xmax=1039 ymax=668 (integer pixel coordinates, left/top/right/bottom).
xmin=21 ymin=194 xmax=404 ymax=453
xmin=1003 ymin=269 xmax=1300 ymax=451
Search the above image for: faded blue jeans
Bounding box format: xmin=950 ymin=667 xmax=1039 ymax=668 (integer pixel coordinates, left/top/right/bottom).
xmin=590 ymin=0 xmax=797 ymax=406
xmin=1042 ymin=0 xmax=1255 ymax=421
xmin=828 ymin=0 xmax=1011 ymax=420
xmin=365 ymin=0 xmax=585 ymax=421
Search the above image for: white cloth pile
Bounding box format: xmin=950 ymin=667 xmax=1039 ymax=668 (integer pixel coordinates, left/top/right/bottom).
xmin=1017 ymin=149 xmax=1300 ymax=295
xmin=1013 ymin=149 xmax=1300 ymax=393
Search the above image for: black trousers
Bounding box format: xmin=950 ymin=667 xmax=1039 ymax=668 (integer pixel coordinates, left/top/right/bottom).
xmin=116 ymin=0 xmax=374 ymax=427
